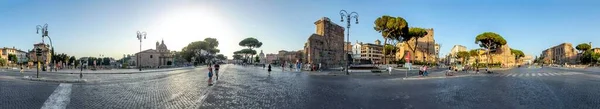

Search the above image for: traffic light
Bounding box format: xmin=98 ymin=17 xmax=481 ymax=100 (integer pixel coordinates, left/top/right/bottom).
xmin=35 ymin=48 xmax=42 ymax=56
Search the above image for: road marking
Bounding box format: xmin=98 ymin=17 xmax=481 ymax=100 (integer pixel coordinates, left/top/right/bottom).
xmin=41 ymin=83 xmax=72 ymax=109
xmin=499 ymin=74 xmax=506 ymax=77
xmin=541 ymin=73 xmax=548 ymax=76
xmin=548 ymin=73 xmax=555 ymax=76
xmin=535 ymin=73 xmax=541 ymax=76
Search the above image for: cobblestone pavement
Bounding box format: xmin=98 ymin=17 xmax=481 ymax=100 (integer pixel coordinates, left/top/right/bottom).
xmin=0 ymin=78 xmax=59 ymax=109
xmin=2 ymin=65 xmax=600 ymax=108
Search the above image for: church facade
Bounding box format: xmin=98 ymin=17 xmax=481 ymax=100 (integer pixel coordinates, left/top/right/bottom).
xmin=135 ymin=40 xmax=174 ymax=68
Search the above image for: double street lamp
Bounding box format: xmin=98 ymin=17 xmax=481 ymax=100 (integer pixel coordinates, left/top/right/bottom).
xmin=137 ymin=31 xmax=147 ymax=71
xmin=340 ymin=10 xmax=359 ymax=75
xmin=36 ymin=24 xmax=54 ymax=72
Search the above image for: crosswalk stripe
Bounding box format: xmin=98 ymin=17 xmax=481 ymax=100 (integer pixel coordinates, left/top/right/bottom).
xmin=512 ymin=74 xmax=518 ymax=77
xmin=535 ymin=73 xmax=541 ymax=76
xmin=506 ymin=73 xmax=513 ymax=77
xmin=542 ymin=73 xmax=548 ymax=76
xmin=41 ymin=83 xmax=72 ymax=109
xmin=548 ymin=73 xmax=556 ymax=76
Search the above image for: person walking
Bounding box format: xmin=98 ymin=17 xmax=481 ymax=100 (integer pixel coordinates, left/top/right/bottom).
xmin=214 ymin=63 xmax=220 ymax=80
xmin=281 ymin=62 xmax=285 ymax=71
xmin=423 ymin=65 xmax=429 ymax=76
xmin=307 ymin=63 xmax=312 ymax=71
xmin=20 ymin=65 xmax=24 ymax=73
xmin=267 ymin=64 xmax=272 ymax=75
xmin=208 ymin=66 xmax=214 ymax=86
xmin=418 ymin=66 xmax=424 ymax=76
xmin=388 ymin=65 xmax=392 ymax=75
xmin=289 ymin=63 xmax=293 ymax=71
xmin=318 ymin=63 xmax=322 ymax=72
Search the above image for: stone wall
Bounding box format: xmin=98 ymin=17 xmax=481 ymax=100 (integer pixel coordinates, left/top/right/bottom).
xmin=304 ymin=17 xmax=345 ymax=68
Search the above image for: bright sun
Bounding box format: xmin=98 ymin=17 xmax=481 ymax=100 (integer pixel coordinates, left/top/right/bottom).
xmin=150 ymin=6 xmax=236 ymax=51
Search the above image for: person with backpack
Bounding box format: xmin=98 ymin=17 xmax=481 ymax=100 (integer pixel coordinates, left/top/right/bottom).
xmin=214 ymin=63 xmax=220 ymax=80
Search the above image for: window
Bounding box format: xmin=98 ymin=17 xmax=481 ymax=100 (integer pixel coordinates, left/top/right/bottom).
xmin=150 ymin=55 xmax=153 ymax=58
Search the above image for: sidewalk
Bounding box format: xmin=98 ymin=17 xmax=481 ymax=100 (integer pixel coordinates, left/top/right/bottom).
xmin=9 ymin=66 xmax=195 ymax=74
xmin=1 ymin=66 xmax=206 ymax=83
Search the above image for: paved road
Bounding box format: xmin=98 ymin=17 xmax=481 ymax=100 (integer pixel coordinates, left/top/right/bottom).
xmin=2 ymin=65 xmax=600 ymax=109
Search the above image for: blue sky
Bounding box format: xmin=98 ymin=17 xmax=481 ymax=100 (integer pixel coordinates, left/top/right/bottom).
xmin=1 ymin=0 xmax=599 ymax=59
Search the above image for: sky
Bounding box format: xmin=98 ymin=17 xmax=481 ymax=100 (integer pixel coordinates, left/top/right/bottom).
xmin=1 ymin=0 xmax=600 ymax=59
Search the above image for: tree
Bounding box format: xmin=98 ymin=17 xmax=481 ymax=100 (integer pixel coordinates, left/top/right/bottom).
xmin=0 ymin=58 xmax=6 ymax=66
xmin=180 ymin=38 xmax=220 ymax=63
xmin=383 ymin=44 xmax=396 ymax=56
xmin=238 ymin=37 xmax=263 ymax=50
xmin=581 ymin=51 xmax=600 ymax=64
xmin=469 ymin=49 xmax=481 ymax=65
xmin=511 ymin=49 xmax=525 ymax=64
xmin=7 ymin=54 xmax=18 ymax=64
xmin=576 ymin=43 xmax=591 ymax=53
xmin=232 ymin=54 xmax=243 ymax=60
xmin=102 ymin=57 xmax=111 ymax=65
xmin=69 ymin=56 xmax=76 ymax=65
xmin=404 ymin=27 xmax=429 ymax=62
xmin=239 ymin=37 xmax=262 ymax=63
xmin=254 ymin=56 xmax=260 ymax=63
xmin=215 ymin=54 xmax=227 ymax=60
xmin=374 ymin=15 xmax=408 ymax=64
xmin=475 ymin=32 xmax=507 ymax=67
xmin=234 ymin=49 xmax=256 ymax=63
xmin=456 ymin=51 xmax=470 ymax=65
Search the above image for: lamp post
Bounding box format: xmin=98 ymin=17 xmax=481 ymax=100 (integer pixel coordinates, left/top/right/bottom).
xmin=137 ymin=31 xmax=147 ymax=71
xmin=99 ymin=54 xmax=104 ymax=69
xmin=589 ymin=42 xmax=592 ymax=66
xmin=340 ymin=10 xmax=359 ymax=75
xmin=37 ymin=24 xmax=53 ymax=72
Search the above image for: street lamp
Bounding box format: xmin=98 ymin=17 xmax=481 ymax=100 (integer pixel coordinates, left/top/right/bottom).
xmin=37 ymin=24 xmax=54 ymax=72
xmin=99 ymin=54 xmax=104 ymax=69
xmin=340 ymin=10 xmax=359 ymax=75
xmin=589 ymin=42 xmax=592 ymax=66
xmin=137 ymin=31 xmax=147 ymax=71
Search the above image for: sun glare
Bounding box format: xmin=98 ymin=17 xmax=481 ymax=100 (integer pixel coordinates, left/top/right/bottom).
xmin=150 ymin=7 xmax=237 ymax=52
